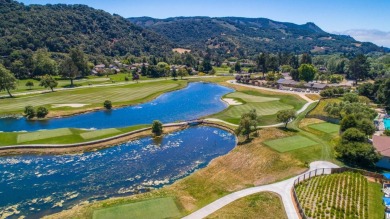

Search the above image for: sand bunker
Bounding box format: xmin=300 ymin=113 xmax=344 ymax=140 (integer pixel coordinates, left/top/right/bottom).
xmin=51 ymin=104 xmax=89 ymax=108
xmin=223 ymin=98 xmax=242 ymax=105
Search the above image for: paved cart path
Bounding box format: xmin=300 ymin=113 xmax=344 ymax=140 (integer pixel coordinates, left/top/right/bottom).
xmin=183 ymin=161 xmax=339 ymax=219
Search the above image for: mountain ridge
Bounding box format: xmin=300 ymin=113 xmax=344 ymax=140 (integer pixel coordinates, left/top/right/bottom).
xmin=129 ymin=16 xmax=385 ymax=56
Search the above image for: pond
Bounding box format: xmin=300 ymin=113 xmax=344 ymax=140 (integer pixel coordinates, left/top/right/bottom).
xmin=0 ymin=82 xmax=233 ymax=132
xmin=0 ymin=126 xmax=236 ymax=219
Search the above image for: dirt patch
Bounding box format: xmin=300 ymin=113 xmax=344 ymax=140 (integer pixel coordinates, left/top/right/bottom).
xmin=172 ymin=48 xmax=191 ymax=54
xmin=51 ymin=104 xmax=89 ymax=108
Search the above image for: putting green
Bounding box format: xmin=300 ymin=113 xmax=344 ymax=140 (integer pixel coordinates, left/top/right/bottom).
xmin=93 ymin=197 xmax=181 ymax=219
xmin=226 ymin=92 xmax=280 ymax=103
xmin=80 ymin=128 xmax=121 ymax=140
xmin=221 ymin=101 xmax=293 ymax=118
xmin=17 ymin=128 xmax=73 ymax=143
xmin=309 ymin=122 xmax=340 ymax=134
xmin=264 ymin=135 xmax=318 ymax=152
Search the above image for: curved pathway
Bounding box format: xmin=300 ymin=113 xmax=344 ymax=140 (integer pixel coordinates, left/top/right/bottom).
xmin=183 ymin=161 xmax=339 ymax=219
xmin=205 ymin=80 xmax=318 ymax=128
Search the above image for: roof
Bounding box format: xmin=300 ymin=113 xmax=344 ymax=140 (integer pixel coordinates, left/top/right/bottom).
xmin=312 ymin=83 xmax=328 ymax=89
xmin=373 ymin=135 xmax=390 ymax=157
xmin=95 ymin=64 xmax=105 ymax=68
xmin=277 ymin=79 xmax=299 ymax=85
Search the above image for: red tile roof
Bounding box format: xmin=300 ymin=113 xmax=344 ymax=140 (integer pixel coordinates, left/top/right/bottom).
xmin=373 ymin=135 xmax=390 ymax=157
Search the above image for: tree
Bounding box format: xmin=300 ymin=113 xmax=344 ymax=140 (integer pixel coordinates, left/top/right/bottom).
xmin=266 ymin=55 xmax=279 ymax=72
xmin=24 ymin=106 xmax=36 ymax=119
xmin=348 ymin=54 xmax=370 ymax=85
xmin=39 ymin=75 xmax=58 ymax=92
xmin=357 ymin=119 xmax=376 ymax=136
xmin=0 ymin=64 xmax=17 ymax=97
xmin=298 ymin=64 xmax=316 ymax=82
xmin=69 ymin=48 xmax=90 ymax=76
xmin=343 ymin=93 xmax=359 ymax=103
xmin=300 ymin=53 xmax=312 ymax=65
xmin=103 ymin=100 xmax=112 ymax=110
xmin=290 ymin=69 xmax=299 ymax=81
xmin=234 ymin=61 xmax=241 ymax=73
xmin=202 ymin=54 xmax=213 ymax=73
xmin=25 ymin=81 xmax=34 ymax=89
xmin=11 ymin=60 xmax=29 ymax=79
xmin=132 ymin=72 xmax=140 ymax=83
xmin=36 ymin=106 xmax=49 ymax=118
xmin=32 ymin=49 xmax=58 ymax=77
xmin=340 ymin=114 xmax=358 ymax=132
xmin=152 ymin=120 xmax=163 ymax=136
xmin=276 ymin=109 xmax=296 ymax=128
xmin=235 ymin=109 xmax=260 ymax=140
xmin=340 ymin=128 xmax=367 ymax=143
xmin=377 ymin=78 xmax=390 ymax=109
xmin=141 ymin=64 xmax=147 ymax=76
xmin=335 ymin=141 xmax=381 ymax=168
xmin=171 ymin=68 xmax=178 ymax=79
xmin=60 ymin=57 xmax=79 ymax=87
xmin=256 ymin=53 xmax=267 ymax=76
xmin=178 ymin=68 xmax=187 ymax=79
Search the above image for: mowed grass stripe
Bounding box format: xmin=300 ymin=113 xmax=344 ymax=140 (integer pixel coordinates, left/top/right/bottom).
xmin=0 ymin=83 xmax=179 ymax=112
xmin=222 ymin=101 xmax=293 ymax=118
xmin=80 ymin=128 xmax=121 ymax=140
xmin=309 ymin=122 xmax=340 ymax=134
xmin=17 ymin=128 xmax=73 ymax=143
xmin=226 ymin=92 xmax=280 ymax=102
xmin=92 ymin=197 xmax=181 ymax=219
xmin=264 ymin=135 xmax=318 ymax=152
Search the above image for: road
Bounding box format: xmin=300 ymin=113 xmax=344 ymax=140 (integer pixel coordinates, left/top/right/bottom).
xmin=182 ymin=161 xmax=339 ymax=219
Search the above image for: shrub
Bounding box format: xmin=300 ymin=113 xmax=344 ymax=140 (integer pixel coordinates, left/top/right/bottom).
xmin=24 ymin=105 xmax=35 ymax=119
xmin=151 ymin=120 xmax=163 ymax=136
xmin=25 ymin=81 xmax=34 ymax=89
xmin=384 ymin=130 xmax=390 ymax=136
xmin=36 ymin=106 xmax=49 ymax=118
xmin=103 ymin=100 xmax=112 ymax=110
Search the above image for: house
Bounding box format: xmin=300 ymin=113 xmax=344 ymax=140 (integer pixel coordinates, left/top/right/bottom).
xmin=373 ymin=135 xmax=390 ymax=169
xmin=95 ymin=64 xmax=105 ymax=71
xmin=277 ymin=79 xmax=299 ymax=87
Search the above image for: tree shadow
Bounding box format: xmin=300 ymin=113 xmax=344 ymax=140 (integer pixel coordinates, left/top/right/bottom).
xmin=277 ymin=127 xmax=299 ymax=133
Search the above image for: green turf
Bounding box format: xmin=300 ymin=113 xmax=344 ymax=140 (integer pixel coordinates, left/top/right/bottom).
xmin=17 ymin=128 xmax=73 ymax=143
xmin=211 ymin=89 xmax=306 ymax=126
xmin=80 ymin=128 xmax=121 ymax=140
xmin=0 ymin=80 xmax=182 ymax=115
xmin=264 ymin=135 xmax=319 ymax=152
xmin=0 ymin=125 xmax=150 ymax=146
xmin=368 ymin=182 xmax=385 ymax=219
xmin=309 ymin=122 xmax=340 ymax=133
xmin=226 ymin=92 xmax=280 ymax=103
xmin=92 ymin=197 xmax=181 ymax=219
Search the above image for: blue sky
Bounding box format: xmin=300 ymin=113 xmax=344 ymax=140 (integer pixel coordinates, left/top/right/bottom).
xmin=19 ymin=0 xmax=390 ymax=47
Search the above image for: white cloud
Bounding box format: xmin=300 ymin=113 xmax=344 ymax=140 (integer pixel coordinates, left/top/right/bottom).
xmin=333 ymin=29 xmax=390 ymax=48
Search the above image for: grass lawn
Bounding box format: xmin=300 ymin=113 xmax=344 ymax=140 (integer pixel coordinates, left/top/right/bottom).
xmin=17 ymin=128 xmax=73 ymax=143
xmin=264 ymin=135 xmax=318 ymax=152
xmin=206 ymin=192 xmax=287 ymax=219
xmin=308 ymin=122 xmax=340 ymax=134
xmin=308 ymin=98 xmax=341 ymax=118
xmin=0 ymin=125 xmax=148 ymax=146
xmin=80 ymin=128 xmax=121 ymax=140
xmin=211 ymin=86 xmax=306 ymax=125
xmin=368 ymin=182 xmax=385 ymax=219
xmin=92 ymin=197 xmax=181 ymax=219
xmin=0 ymin=80 xmax=184 ymax=116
